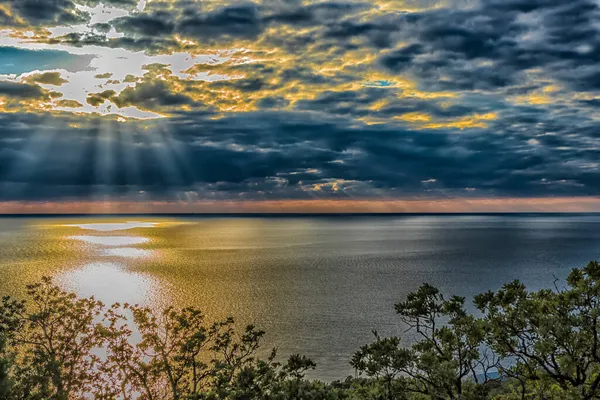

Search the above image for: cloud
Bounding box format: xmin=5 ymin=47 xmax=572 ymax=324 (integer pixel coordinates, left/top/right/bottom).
xmin=86 ymin=89 xmax=116 ymax=106
xmin=24 ymin=71 xmax=68 ymax=85
xmin=0 ymin=0 xmax=137 ymax=26
xmin=55 ymin=99 xmax=82 ymax=107
xmin=1 ymin=0 xmax=600 ymax=207
xmin=0 ymin=106 xmax=599 ymax=204
xmin=0 ymin=81 xmax=49 ymax=98
xmin=375 ymin=0 xmax=600 ymax=94
xmin=0 ymin=0 xmax=86 ymax=26
xmin=112 ymin=80 xmax=195 ymax=110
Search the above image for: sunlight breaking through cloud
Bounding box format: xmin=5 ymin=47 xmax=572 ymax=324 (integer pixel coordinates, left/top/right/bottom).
xmin=0 ymin=0 xmax=600 ymax=209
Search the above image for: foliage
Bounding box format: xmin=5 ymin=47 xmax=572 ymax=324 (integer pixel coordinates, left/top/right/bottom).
xmin=2 ymin=260 xmax=600 ymax=399
xmin=475 ymin=260 xmax=600 ymax=399
xmin=102 ymin=302 xmax=327 ymax=399
xmin=352 ymin=284 xmax=500 ymax=400
xmin=0 ymin=333 xmax=12 ymax=399
xmin=0 ymin=277 xmax=105 ymax=400
xmin=0 ymin=279 xmax=338 ymax=400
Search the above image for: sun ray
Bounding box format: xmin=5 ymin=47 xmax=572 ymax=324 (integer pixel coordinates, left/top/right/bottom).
xmin=2 ymin=113 xmax=59 ymax=200
xmin=119 ymin=123 xmax=144 ymax=202
xmin=91 ymin=118 xmax=117 ymax=211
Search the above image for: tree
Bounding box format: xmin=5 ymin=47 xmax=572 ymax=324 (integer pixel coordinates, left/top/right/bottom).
xmin=353 ymin=284 xmax=500 ymax=400
xmin=475 ymin=260 xmax=600 ymax=400
xmin=103 ymin=303 xmax=287 ymax=400
xmin=103 ymin=304 xmax=215 ymax=400
xmin=209 ymin=319 xmax=269 ymax=398
xmin=397 ymin=284 xmax=500 ymax=399
xmin=351 ymin=332 xmax=410 ymax=400
xmin=279 ymin=354 xmax=318 ymax=399
xmin=0 ymin=277 xmax=106 ymax=400
xmin=0 ymin=333 xmax=12 ymax=399
xmin=0 ymin=277 xmax=326 ymax=400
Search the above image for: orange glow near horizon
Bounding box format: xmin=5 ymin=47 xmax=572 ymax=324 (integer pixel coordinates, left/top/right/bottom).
xmin=2 ymin=197 xmax=600 ymax=214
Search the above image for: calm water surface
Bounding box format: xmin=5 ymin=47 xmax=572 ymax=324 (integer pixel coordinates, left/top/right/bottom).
xmin=0 ymin=214 xmax=599 ymax=380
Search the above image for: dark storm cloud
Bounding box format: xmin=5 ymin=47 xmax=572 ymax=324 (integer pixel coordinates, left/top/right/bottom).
xmin=110 ymin=1 xmax=365 ymax=40
xmin=374 ymin=0 xmax=600 ymax=93
xmin=109 ymin=3 xmax=263 ymax=43
xmin=178 ymin=3 xmax=262 ymax=39
xmin=113 ymin=11 xmax=175 ymax=37
xmin=0 ymin=81 xmax=49 ymax=99
xmin=0 ymin=0 xmax=87 ymax=26
xmin=1 ymin=107 xmax=600 ymax=202
xmin=46 ymin=0 xmax=600 ymax=97
xmin=25 ymin=72 xmax=68 ymax=86
xmin=86 ymin=90 xmax=116 ymax=107
xmin=34 ymin=0 xmax=600 ymax=93
xmin=208 ymin=77 xmax=268 ymax=93
xmin=3 ymin=0 xmax=600 ymax=203
xmin=113 ymin=81 xmax=196 ymax=110
xmin=0 ymin=0 xmax=137 ymax=26
xmin=53 ymin=0 xmax=368 ymax=51
xmin=293 ymin=88 xmax=496 ymax=120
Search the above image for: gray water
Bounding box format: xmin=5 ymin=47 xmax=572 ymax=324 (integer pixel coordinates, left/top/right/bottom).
xmin=0 ymin=214 xmax=599 ymax=380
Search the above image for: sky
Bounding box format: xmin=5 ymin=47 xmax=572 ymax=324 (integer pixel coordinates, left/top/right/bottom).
xmin=1 ymin=0 xmax=600 ymax=213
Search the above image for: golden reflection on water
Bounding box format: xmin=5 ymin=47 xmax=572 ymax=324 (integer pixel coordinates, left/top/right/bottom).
xmin=0 ymin=217 xmax=294 ymax=320
xmin=71 ymin=235 xmax=150 ymax=246
xmin=63 ymin=221 xmax=159 ymax=231
xmin=0 ymin=218 xmax=179 ymax=309
xmin=51 ymin=222 xmax=162 ymax=305
xmin=56 ymin=262 xmax=160 ymax=306
xmin=103 ymin=247 xmax=154 ymax=258
xmin=0 ymin=216 xmax=345 ymax=377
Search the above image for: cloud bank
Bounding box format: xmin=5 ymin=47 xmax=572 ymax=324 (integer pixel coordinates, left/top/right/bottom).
xmin=0 ymin=0 xmax=599 ymax=210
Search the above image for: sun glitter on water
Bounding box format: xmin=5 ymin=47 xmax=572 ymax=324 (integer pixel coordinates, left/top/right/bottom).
xmin=55 ymin=220 xmax=166 ymax=306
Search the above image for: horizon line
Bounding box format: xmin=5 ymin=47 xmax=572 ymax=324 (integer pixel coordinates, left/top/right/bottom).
xmin=2 ymin=197 xmax=600 ymax=214
xmin=3 ymin=211 xmax=600 ymax=217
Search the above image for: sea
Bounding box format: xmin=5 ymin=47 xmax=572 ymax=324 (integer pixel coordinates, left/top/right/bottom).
xmin=0 ymin=213 xmax=599 ymax=380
